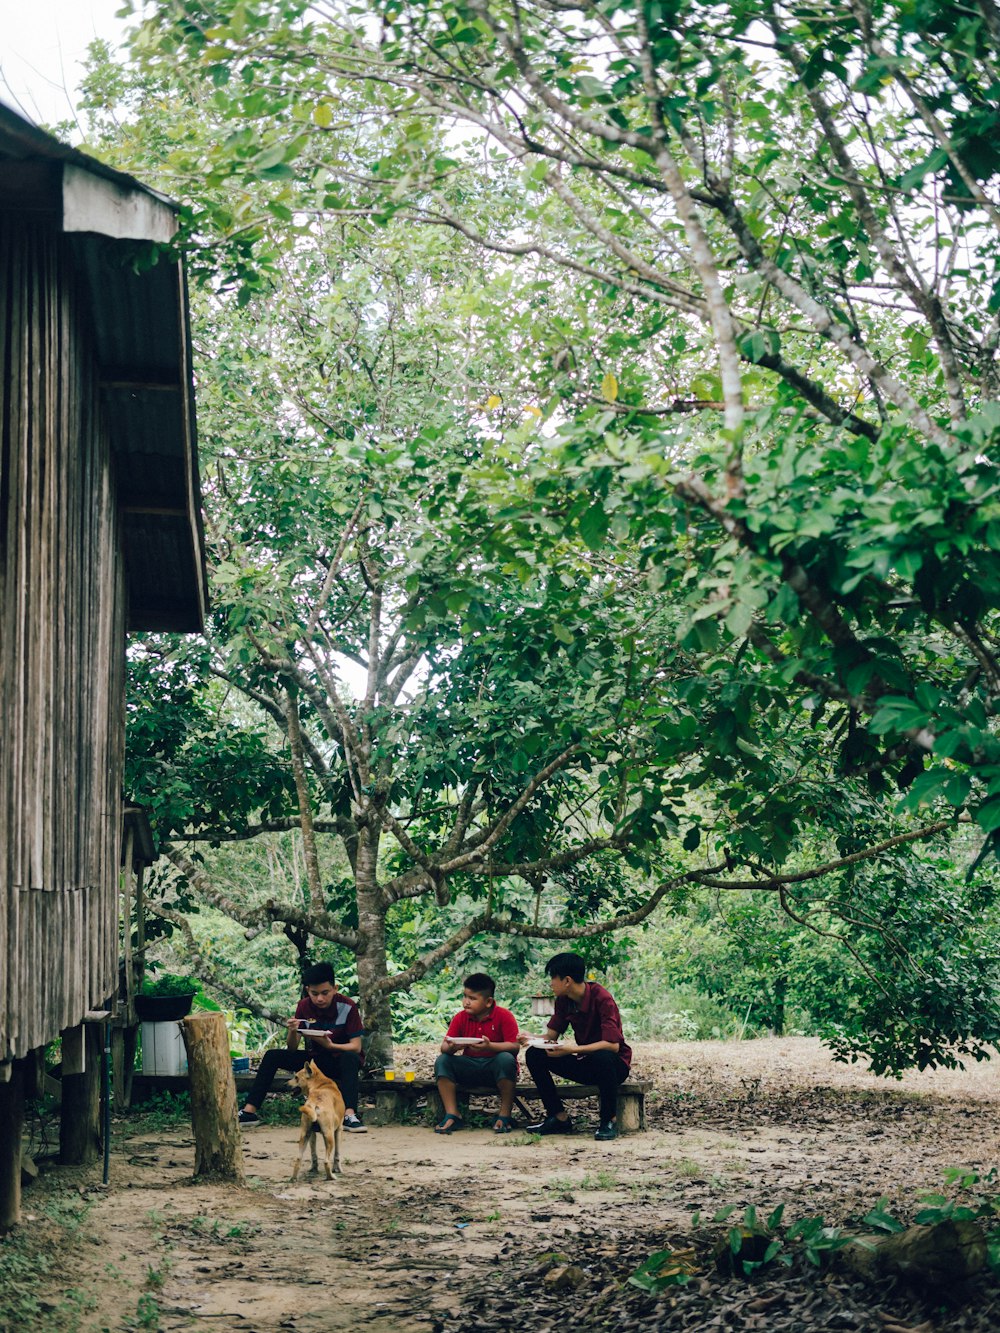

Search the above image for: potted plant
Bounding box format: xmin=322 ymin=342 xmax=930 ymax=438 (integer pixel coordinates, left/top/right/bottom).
xmin=135 ymin=971 xmax=198 ymax=1022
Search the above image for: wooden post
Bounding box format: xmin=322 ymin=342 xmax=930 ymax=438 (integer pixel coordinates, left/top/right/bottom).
xmin=112 ymin=846 xmax=143 ymax=1111
xmin=180 ymin=1013 xmax=244 ymax=1182
xmin=122 ymin=824 xmax=135 ymax=1014
xmin=111 ymin=1024 xmax=137 ymax=1110
xmin=60 ymin=1024 xmax=103 ymax=1165
xmin=0 ymin=1061 xmax=26 ymax=1232
xmin=134 ymin=863 xmax=147 ymax=998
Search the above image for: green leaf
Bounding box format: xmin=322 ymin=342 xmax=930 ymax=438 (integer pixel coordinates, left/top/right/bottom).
xmin=578 ymin=502 xmax=609 ymax=550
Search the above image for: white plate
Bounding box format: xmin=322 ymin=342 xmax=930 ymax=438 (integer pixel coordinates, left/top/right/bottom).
xmin=300 ymin=1029 xmax=333 ymax=1038
xmin=526 ymin=1038 xmax=561 ymax=1049
xmin=444 ymin=1036 xmax=488 ymax=1045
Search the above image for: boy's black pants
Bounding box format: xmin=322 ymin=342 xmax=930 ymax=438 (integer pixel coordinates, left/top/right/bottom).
xmin=245 ymin=1048 xmax=360 ymax=1111
xmin=524 ymin=1046 xmax=629 ymax=1124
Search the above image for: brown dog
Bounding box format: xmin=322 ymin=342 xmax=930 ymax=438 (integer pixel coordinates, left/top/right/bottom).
xmin=286 ymin=1061 xmax=345 ymax=1180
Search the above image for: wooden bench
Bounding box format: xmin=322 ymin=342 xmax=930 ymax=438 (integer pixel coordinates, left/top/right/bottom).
xmin=361 ymin=1076 xmax=650 ymax=1133
xmin=130 ymin=1073 xmax=650 ymax=1134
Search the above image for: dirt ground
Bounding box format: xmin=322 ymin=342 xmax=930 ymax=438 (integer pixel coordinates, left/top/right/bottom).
xmin=9 ymin=1038 xmax=1000 ymax=1332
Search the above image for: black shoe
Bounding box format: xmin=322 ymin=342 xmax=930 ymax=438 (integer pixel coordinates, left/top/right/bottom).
xmin=527 ymin=1115 xmax=573 ymax=1135
xmin=594 ymin=1120 xmax=618 ymax=1141
xmin=343 ymin=1113 xmax=367 ymax=1133
xmin=237 ymin=1108 xmax=260 ymax=1127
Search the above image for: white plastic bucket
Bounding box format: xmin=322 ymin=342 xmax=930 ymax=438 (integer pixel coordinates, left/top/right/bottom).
xmin=140 ymin=1021 xmax=188 ymax=1075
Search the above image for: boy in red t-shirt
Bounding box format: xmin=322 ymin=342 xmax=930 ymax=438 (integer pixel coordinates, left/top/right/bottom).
xmin=434 ymin=972 xmax=520 ymax=1134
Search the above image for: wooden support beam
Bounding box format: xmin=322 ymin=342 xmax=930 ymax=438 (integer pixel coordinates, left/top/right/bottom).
xmin=0 ymin=1061 xmax=26 ymax=1232
xmin=61 ymin=1025 xmax=86 ymax=1076
xmin=23 ymin=1049 xmax=47 ymax=1100
xmin=111 ymin=1026 xmax=137 ymax=1111
xmin=60 ymin=1025 xmax=103 ymax=1165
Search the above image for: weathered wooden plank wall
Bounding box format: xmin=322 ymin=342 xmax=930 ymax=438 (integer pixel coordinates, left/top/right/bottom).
xmin=0 ymin=218 xmax=126 ymax=1063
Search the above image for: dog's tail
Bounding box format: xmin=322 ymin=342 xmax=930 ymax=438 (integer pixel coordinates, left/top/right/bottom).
xmin=301 ymin=1096 xmax=321 ymax=1124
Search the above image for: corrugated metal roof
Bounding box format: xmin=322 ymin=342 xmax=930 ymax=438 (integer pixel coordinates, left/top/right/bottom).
xmin=0 ymin=102 xmax=208 ymax=632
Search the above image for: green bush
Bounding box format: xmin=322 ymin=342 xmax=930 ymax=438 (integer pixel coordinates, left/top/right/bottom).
xmin=139 ymin=971 xmax=197 ymax=998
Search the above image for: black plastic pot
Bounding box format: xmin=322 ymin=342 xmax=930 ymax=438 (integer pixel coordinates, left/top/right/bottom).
xmin=134 ymin=992 xmax=196 ymax=1022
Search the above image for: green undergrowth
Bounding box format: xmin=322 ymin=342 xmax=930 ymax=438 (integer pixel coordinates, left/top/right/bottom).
xmin=122 ymin=1089 xmax=302 ymax=1137
xmin=627 ymin=1168 xmax=1000 ymax=1292
xmin=0 ymin=1195 xmax=95 ymax=1332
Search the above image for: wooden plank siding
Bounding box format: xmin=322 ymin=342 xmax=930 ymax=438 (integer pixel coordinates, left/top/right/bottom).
xmin=0 ymin=217 xmax=126 ymax=1063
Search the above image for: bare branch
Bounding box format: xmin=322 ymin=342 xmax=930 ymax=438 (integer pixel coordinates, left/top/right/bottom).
xmin=164 ymin=845 xmax=361 ymax=949
xmin=147 ymin=903 xmax=286 ymax=1023
xmin=693 ymin=819 xmax=958 ymax=890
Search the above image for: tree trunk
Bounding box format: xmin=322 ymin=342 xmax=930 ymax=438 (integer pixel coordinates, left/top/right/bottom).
xmin=354 ymin=831 xmax=395 ymax=1069
xmin=770 ymin=976 xmax=787 ymax=1038
xmin=180 ymin=1013 xmax=244 ymax=1182
xmin=0 ymin=1060 xmax=25 ymax=1232
xmin=60 ymin=1024 xmax=103 ymax=1165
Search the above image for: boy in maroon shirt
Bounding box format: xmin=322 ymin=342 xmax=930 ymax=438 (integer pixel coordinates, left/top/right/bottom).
xmin=238 ymin=961 xmax=366 ymax=1132
xmin=521 ymin=952 xmax=631 ymax=1141
xmin=434 ymin=972 xmax=520 ymax=1134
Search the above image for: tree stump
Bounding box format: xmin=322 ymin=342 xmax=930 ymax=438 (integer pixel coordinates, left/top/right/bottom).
xmin=838 ymin=1218 xmax=987 ymax=1288
xmin=180 ymin=1013 xmax=244 ymax=1182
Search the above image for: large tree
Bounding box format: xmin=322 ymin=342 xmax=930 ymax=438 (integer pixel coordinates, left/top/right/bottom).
xmin=119 ymin=0 xmax=1000 ymax=827
xmin=96 ymin=0 xmax=1000 ymax=1067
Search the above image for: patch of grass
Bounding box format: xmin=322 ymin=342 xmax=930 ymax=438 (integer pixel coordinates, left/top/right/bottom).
xmin=629 ymin=1178 xmax=666 ymax=1199
xmin=144 ymin=1262 xmax=168 ymax=1290
xmin=125 ymin=1092 xmax=191 ymax=1133
xmin=543 ymin=1174 xmax=575 ymax=1194
xmin=132 ymin=1293 xmax=161 ymax=1329
xmin=185 ymin=1216 xmax=261 ymax=1243
xmin=674 ymin=1157 xmax=704 ymax=1178
xmin=496 ymin=1132 xmax=541 ymax=1148
xmin=579 ymin=1170 xmax=623 ymax=1191
xmin=254 ymin=1095 xmax=300 ymax=1127
xmin=0 ymin=1195 xmax=92 ymax=1332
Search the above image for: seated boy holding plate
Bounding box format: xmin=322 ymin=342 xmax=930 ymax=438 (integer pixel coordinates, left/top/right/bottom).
xmin=434 ymin=972 xmax=520 ymax=1134
xmin=238 ymin=960 xmax=366 ymax=1132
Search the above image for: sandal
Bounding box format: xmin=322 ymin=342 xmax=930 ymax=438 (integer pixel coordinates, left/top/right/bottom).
xmin=434 ymin=1113 xmax=464 ymax=1135
xmin=493 ymin=1116 xmax=515 ymax=1135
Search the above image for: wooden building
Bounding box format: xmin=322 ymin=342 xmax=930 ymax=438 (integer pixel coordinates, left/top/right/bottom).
xmin=0 ymin=104 xmax=207 ymax=1227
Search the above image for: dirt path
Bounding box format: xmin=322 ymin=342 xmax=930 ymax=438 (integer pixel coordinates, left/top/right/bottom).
xmin=10 ymin=1039 xmax=1000 ymax=1332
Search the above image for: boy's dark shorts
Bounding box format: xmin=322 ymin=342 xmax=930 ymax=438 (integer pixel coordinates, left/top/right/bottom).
xmin=434 ymin=1052 xmax=517 ymax=1086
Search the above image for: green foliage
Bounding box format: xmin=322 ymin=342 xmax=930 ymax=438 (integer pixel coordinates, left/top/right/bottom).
xmin=782 ymin=1215 xmax=855 ymax=1270
xmin=0 ymin=1197 xmax=93 ymax=1332
xmin=911 ymin=1167 xmax=1000 ymax=1270
xmin=125 ymin=1092 xmax=191 ymax=1133
xmin=627 ymin=1243 xmax=699 ymax=1291
xmin=134 ymin=1294 xmax=162 ymax=1329
xmin=139 ymin=971 xmax=197 ymax=998
xmin=82 ymin=0 xmax=1000 ymax=1073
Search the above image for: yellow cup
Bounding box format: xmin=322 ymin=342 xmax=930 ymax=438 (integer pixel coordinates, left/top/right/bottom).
xmin=404 ymin=1070 xmax=415 ymax=1083
xmin=384 ymin=1069 xmax=396 ymax=1082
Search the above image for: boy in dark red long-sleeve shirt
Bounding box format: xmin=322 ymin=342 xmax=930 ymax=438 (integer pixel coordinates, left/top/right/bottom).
xmin=521 ymin=952 xmax=631 ymax=1141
